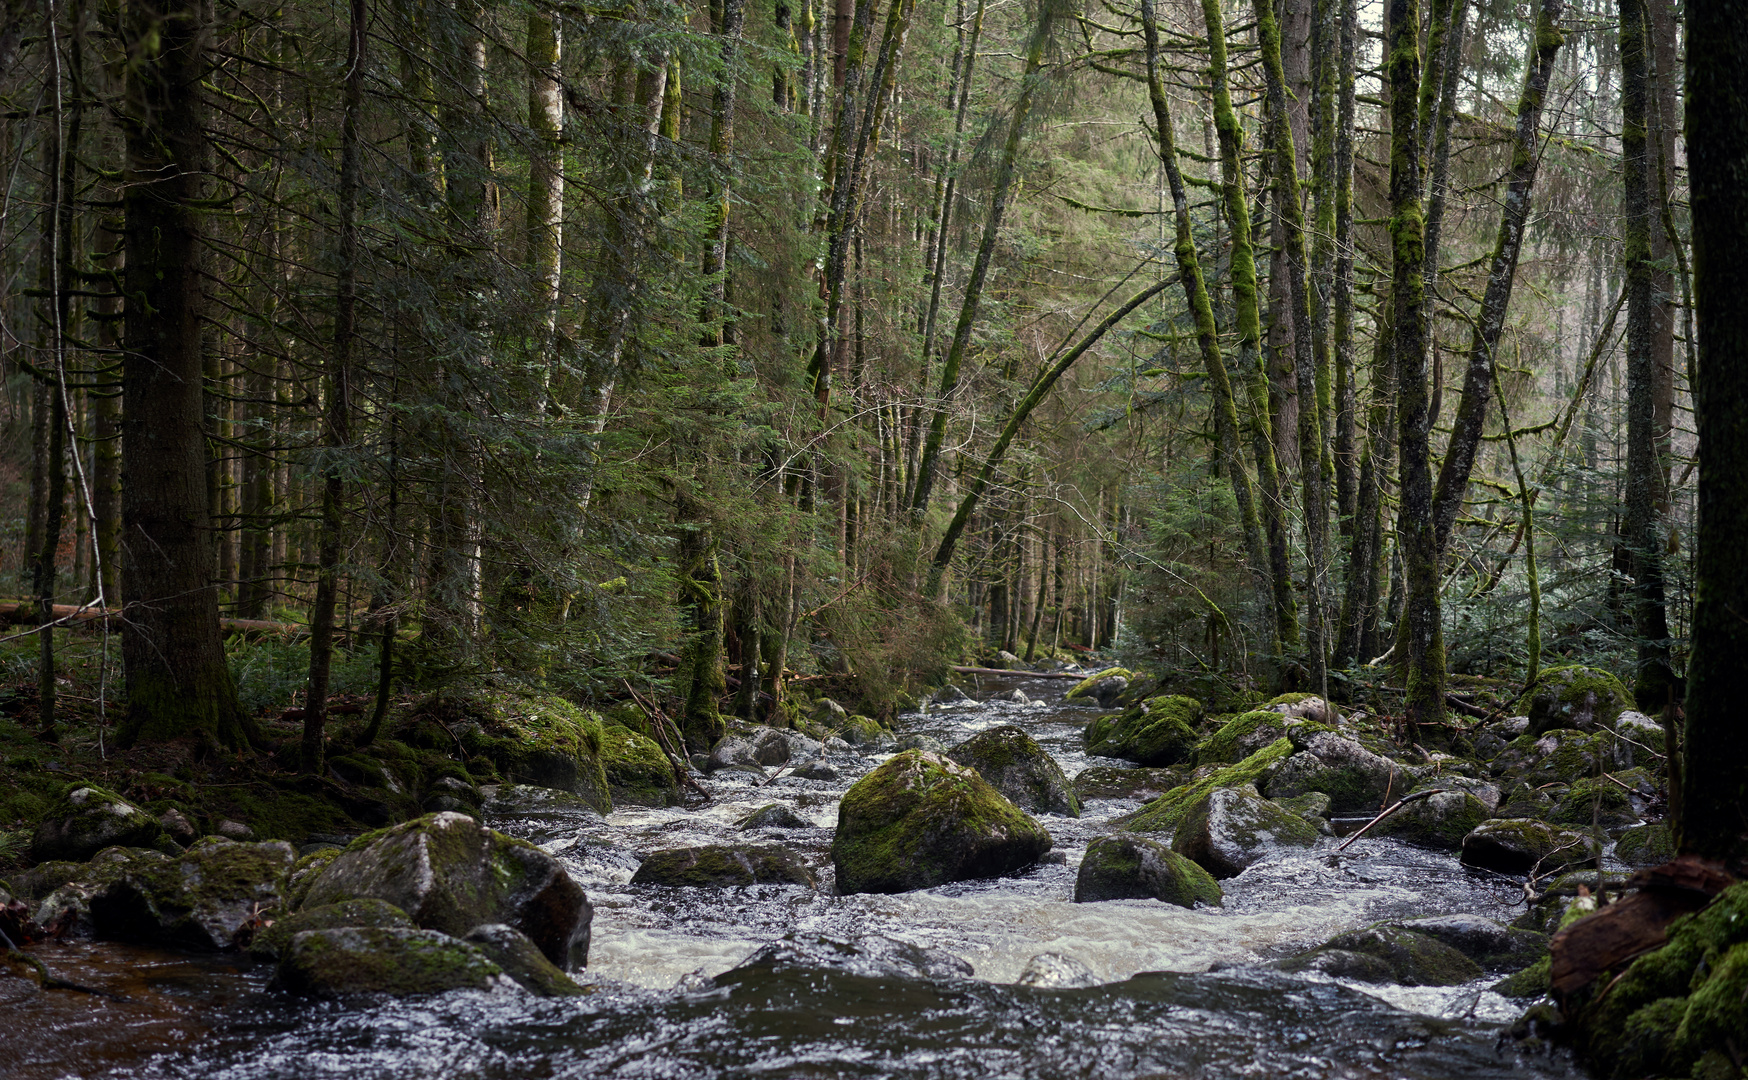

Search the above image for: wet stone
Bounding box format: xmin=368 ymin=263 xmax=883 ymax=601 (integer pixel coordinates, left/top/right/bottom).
xmin=1074 ymin=834 xmax=1222 ymax=908
xmin=629 ymin=844 xmax=817 ymax=889
xmin=1459 ymin=819 xmax=1601 ymax=875
xmin=718 ymin=932 xmax=973 ymax=983
xmin=1017 ymin=952 xmax=1100 ymax=988
xmin=274 ymin=927 xmax=509 ymax=998
xmin=737 ymin=804 xmax=812 ymax=830
xmin=947 ymin=725 xmax=1081 ymax=818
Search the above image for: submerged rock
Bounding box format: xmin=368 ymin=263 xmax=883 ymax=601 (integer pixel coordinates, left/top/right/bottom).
xmin=275 ymin=927 xmax=509 ymax=998
xmin=1083 ymin=695 xmax=1201 ymax=767
xmin=249 ymin=897 xmax=415 ymax=961
xmin=787 ymin=759 xmax=838 ymax=781
xmin=1016 ymin=952 xmax=1100 ymax=988
xmin=299 ymin=812 xmax=593 ymax=969
xmin=1170 ymin=786 xmax=1317 ymax=877
xmin=89 ymin=837 xmax=297 ymax=951
xmin=947 ymin=725 xmax=1080 ymax=817
xmin=720 ymin=932 xmax=973 ymax=982
xmin=737 ymin=803 xmax=812 ymax=830
xmin=463 ymin=923 xmax=588 ymax=996
xmin=831 ymin=750 xmax=1052 ymax=895
xmin=1074 ymin=835 xmax=1222 ymax=907
xmin=629 ymin=844 xmax=816 ymax=888
xmin=1387 ymin=913 xmax=1547 ymax=971
xmin=1458 ymin=819 xmax=1600 ymax=875
xmin=30 ymin=783 xmax=164 ymax=863
xmin=1278 ymin=926 xmax=1482 ymax=986
xmin=1518 ymin=665 xmax=1630 ymax=737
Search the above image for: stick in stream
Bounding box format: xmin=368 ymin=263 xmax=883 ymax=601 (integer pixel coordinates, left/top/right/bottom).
xmin=621 ymin=680 xmax=711 ymax=802
xmin=1335 ymin=789 xmax=1450 ymax=852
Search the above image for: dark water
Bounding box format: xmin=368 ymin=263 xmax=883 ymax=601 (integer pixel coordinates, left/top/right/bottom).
xmin=3 ymin=674 xmax=1588 ymax=1080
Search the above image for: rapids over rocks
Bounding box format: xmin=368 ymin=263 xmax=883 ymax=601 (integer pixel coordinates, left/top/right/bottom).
xmin=4 ymin=673 xmax=1589 ymax=1079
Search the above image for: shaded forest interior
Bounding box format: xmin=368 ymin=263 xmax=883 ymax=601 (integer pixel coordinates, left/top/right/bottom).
xmin=0 ymin=0 xmax=1721 ymax=788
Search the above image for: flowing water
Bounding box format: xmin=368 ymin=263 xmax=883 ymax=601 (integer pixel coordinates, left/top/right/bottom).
xmin=2 ymin=673 xmax=1588 ymax=1080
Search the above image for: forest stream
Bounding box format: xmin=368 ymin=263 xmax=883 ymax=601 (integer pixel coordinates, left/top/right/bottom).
xmin=3 ymin=674 xmax=1589 ymax=1080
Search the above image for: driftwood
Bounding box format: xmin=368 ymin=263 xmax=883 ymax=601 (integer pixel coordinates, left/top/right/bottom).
xmin=1549 ymin=856 xmax=1737 ymax=998
xmin=1334 ymin=789 xmax=1449 ymax=852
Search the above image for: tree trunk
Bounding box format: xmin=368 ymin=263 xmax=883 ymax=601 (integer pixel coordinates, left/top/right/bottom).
xmin=117 ymin=0 xmax=256 ymax=747
xmin=1680 ymin=0 xmax=1748 ymax=866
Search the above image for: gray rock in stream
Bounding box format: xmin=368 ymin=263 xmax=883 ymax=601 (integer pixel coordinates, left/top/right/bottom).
xmin=1074 ymin=835 xmax=1222 ymax=908
xmin=719 ymin=932 xmax=973 ymax=982
xmin=275 ymin=927 xmax=511 ymax=998
xmin=1458 ymin=819 xmax=1600 ymax=875
xmin=464 ymin=923 xmax=589 ymax=996
xmin=1170 ymin=786 xmax=1317 ymax=878
xmin=1266 ymin=729 xmax=1404 ymax=813
xmin=946 ymin=725 xmax=1080 ymax=818
xmin=1386 ymin=914 xmax=1548 ymax=971
xmin=737 ymin=803 xmax=812 ymax=830
xmin=630 ymin=844 xmax=817 ymax=888
xmin=1017 ymin=952 xmax=1100 ymax=988
xmin=1276 ymin=925 xmax=1483 ymax=986
xmin=88 ymin=837 xmax=297 ymax=951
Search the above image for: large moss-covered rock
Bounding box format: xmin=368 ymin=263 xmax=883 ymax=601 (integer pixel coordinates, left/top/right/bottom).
xmin=299 ymin=812 xmax=593 ymax=969
xmin=1196 ymin=710 xmax=1292 ymax=766
xmin=463 ymin=923 xmax=588 ymax=996
xmin=1370 ymin=790 xmax=1492 ymax=850
xmin=1170 ymin=786 xmax=1317 ymax=878
xmin=1123 ymin=738 xmax=1294 ymax=834
xmin=1489 ymin=728 xmax=1622 ymax=787
xmin=1388 ymin=913 xmax=1547 ymax=971
xmin=1073 ymin=835 xmax=1222 ymax=907
xmin=1071 ymin=766 xmax=1184 ymax=804
xmin=1065 ymin=667 xmax=1133 ymax=705
xmin=418 ymin=689 xmax=612 ymax=812
xmin=1518 ymin=665 xmax=1630 ymax=738
xmin=946 ymin=726 xmax=1080 ymax=817
xmin=1458 ymin=819 xmax=1600 ymax=874
xmin=629 ymin=844 xmax=816 ymax=888
xmin=1278 ymin=925 xmax=1482 ymax=986
xmin=88 ymin=837 xmax=296 ymax=951
xmin=29 ymin=783 xmax=163 ymax=863
xmin=275 ymin=927 xmax=508 ymax=998
xmin=1613 ymin=823 xmax=1676 ymax=867
xmin=1266 ymin=728 xmax=1401 ymax=813
xmin=1548 ymin=776 xmax=1640 ymax=829
xmin=831 ymin=750 xmax=1052 ymax=895
xmin=599 ymin=725 xmax=681 ymax=808
xmin=1083 ymin=695 xmax=1201 ymax=767
xmin=250 ymin=897 xmax=415 ymax=961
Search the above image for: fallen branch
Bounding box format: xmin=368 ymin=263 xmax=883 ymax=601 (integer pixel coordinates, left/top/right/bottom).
xmin=1335 ymin=789 xmax=1449 ymax=852
xmin=620 ymin=680 xmax=710 ymax=804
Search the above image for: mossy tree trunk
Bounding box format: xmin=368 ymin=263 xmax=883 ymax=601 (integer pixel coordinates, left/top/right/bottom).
xmin=116 ymin=0 xmax=257 ymax=749
xmin=1678 ymin=0 xmax=1748 ymax=867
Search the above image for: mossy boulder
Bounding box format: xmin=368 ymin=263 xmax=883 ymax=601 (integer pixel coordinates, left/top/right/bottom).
xmin=1263 ymin=693 xmax=1336 ymax=723
xmin=946 ymin=726 xmax=1080 ymax=817
xmin=1170 ymin=785 xmax=1317 ymax=878
xmin=1065 ymin=667 xmax=1132 ymax=706
xmin=1614 ymin=823 xmax=1676 ymax=867
xmin=463 ymin=923 xmax=588 ymax=996
xmin=737 ymin=803 xmax=812 ymax=830
xmin=599 ymin=725 xmax=681 ymax=808
xmin=299 ymin=811 xmax=593 ymax=970
xmin=1518 ymin=665 xmax=1630 ymax=738
xmin=822 ymin=711 xmax=886 ymax=748
xmin=29 ymin=783 xmax=164 ymax=863
xmin=1083 ymin=695 xmax=1201 ymax=767
xmin=831 ymin=750 xmax=1052 ymax=895
xmin=1123 ymin=738 xmax=1295 ymax=834
xmin=1266 ymin=728 xmax=1402 ymax=814
xmin=1279 ymin=925 xmax=1482 ymax=986
xmin=1492 ymin=954 xmax=1552 ymax=999
xmin=250 ymin=897 xmax=414 ymax=961
xmin=88 ymin=837 xmax=297 ymax=951
xmin=29 ymin=846 xmax=172 ymax=937
xmin=412 ymin=689 xmax=612 ymax=813
xmin=1458 ymin=819 xmax=1600 ymax=875
xmin=1389 ymin=913 xmax=1548 ymax=971
xmin=1548 ymin=776 xmax=1640 ymax=829
xmin=1071 ymin=766 xmax=1184 ymax=803
xmin=1370 ymin=790 xmax=1492 ymax=850
xmin=1073 ymin=835 xmax=1222 ymax=907
xmin=1196 ymin=710 xmax=1292 ymax=766
xmin=0 ymin=947 xmax=45 ymax=1005
xmin=629 ymin=844 xmax=816 ymax=888
xmin=275 ymin=926 xmax=508 ymax=998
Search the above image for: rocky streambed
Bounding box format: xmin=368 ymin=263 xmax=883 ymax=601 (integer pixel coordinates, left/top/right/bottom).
xmin=3 ymin=666 xmax=1709 ymax=1079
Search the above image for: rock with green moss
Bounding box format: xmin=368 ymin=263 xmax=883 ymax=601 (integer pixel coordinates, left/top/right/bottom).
xmin=1065 ymin=668 xmax=1133 ymax=706
xmin=29 ymin=783 xmax=163 ymax=863
xmin=463 ymin=923 xmax=588 ymax=996
xmin=1170 ymin=786 xmax=1317 ymax=878
xmin=1279 ymin=926 xmax=1482 ymax=986
xmin=1123 ymin=738 xmax=1295 ymax=835
xmin=1492 ymin=954 xmax=1552 ymax=999
xmin=629 ymin=844 xmax=816 ymax=888
xmin=299 ymin=812 xmax=592 ymax=969
xmin=599 ymin=725 xmax=681 ymax=808
xmin=419 ymin=689 xmax=613 ymax=813
xmin=1389 ymin=913 xmax=1547 ymax=971
xmin=1370 ymin=790 xmax=1492 ymax=850
xmin=1517 ymin=665 xmax=1630 ymax=738
xmin=946 ymin=726 xmax=1080 ymax=818
xmin=738 ymin=804 xmax=812 ymax=830
xmin=0 ymin=947 xmax=45 ymax=1005
xmin=813 ymin=703 xmax=885 ymax=748
xmin=1084 ymin=695 xmax=1201 ymax=767
xmin=1548 ymin=776 xmax=1641 ymax=829
xmin=1073 ymin=835 xmax=1222 ymax=907
xmin=1273 ymin=791 xmax=1332 ymax=823
xmin=1196 ymin=711 xmax=1293 ymax=766
xmin=88 ymin=837 xmax=297 ymax=951
xmin=250 ymin=897 xmax=415 ymax=961
xmin=284 ymin=848 xmax=341 ymax=910
xmin=1614 ymin=823 xmax=1676 ymax=867
xmin=30 ymin=846 xmax=171 ymax=937
xmin=1672 ymin=941 xmax=1748 ymax=1072
xmin=1266 ymin=728 xmax=1402 ymax=814
xmin=275 ymin=926 xmax=510 ymax=998
xmin=831 ymin=750 xmax=1052 ymax=895
xmin=1458 ymin=819 xmax=1600 ymax=874
xmin=1071 ymin=766 xmax=1184 ymax=803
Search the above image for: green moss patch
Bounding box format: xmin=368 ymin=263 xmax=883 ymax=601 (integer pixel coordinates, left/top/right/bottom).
xmin=1084 ymin=695 xmax=1202 ymax=767
xmin=1122 ymin=738 xmax=1294 ymax=834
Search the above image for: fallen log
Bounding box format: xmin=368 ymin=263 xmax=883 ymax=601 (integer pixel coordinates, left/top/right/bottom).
xmin=1549 ymin=855 xmax=1737 ymax=998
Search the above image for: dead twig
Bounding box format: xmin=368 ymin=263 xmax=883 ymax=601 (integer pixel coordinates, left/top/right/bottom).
xmin=1335 ymin=788 xmax=1449 ymax=852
